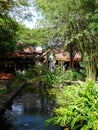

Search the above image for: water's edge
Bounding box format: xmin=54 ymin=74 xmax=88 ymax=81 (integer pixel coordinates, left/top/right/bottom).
xmin=0 ymin=82 xmax=27 ymax=116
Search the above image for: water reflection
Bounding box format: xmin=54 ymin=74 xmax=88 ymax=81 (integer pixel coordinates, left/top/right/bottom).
xmin=0 ymin=87 xmax=60 ymax=130
xmin=12 ymin=103 xmax=24 ymax=115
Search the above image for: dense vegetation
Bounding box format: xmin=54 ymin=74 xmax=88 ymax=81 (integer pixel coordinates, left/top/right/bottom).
xmin=34 ymin=0 xmax=98 ymax=80
xmin=1 ymin=0 xmax=98 ymax=81
xmin=0 ymin=0 xmax=31 ymax=52
xmin=0 ymin=0 xmax=53 ymax=52
xmin=0 ymin=1 xmax=98 ymax=129
xmin=46 ymin=80 xmax=98 ymax=130
xmin=13 ymin=65 xmax=98 ymax=129
xmin=33 ymin=1 xmax=98 ymax=129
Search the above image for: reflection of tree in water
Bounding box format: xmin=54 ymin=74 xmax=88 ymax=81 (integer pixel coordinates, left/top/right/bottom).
xmin=21 ymin=89 xmax=55 ymax=115
xmin=21 ymin=93 xmax=39 ymax=113
xmin=1 ymin=87 xmax=60 ymax=130
xmin=39 ymin=89 xmax=55 ymax=115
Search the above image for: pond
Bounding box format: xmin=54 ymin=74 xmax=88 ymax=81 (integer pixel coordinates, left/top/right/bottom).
xmin=0 ymin=86 xmax=60 ymax=130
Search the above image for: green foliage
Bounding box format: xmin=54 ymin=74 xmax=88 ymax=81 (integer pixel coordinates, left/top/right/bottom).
xmin=15 ymin=64 xmax=52 ymax=86
xmin=14 ymin=64 xmax=84 ymax=89
xmin=52 ymin=67 xmax=67 ymax=88
xmin=41 ymin=70 xmax=53 ymax=86
xmin=51 ymin=67 xmax=84 ymax=87
xmin=15 ymin=69 xmax=34 ymax=83
xmin=46 ymin=80 xmax=98 ymax=130
xmin=17 ymin=26 xmax=52 ymax=46
xmin=38 ymin=66 xmax=84 ymax=88
xmin=34 ymin=0 xmax=98 ymax=80
xmin=33 ymin=64 xmax=54 ymax=86
xmin=0 ymin=0 xmax=34 ymax=52
xmin=0 ymin=16 xmax=19 ymax=52
xmin=0 ymin=0 xmax=32 ymax=19
xmin=0 ymin=87 xmax=7 ymax=95
xmin=89 ymin=11 xmax=98 ymax=33
xmin=64 ymin=70 xmax=84 ymax=81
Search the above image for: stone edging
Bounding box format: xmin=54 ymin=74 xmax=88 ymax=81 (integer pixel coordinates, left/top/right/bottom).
xmin=0 ymin=82 xmax=26 ymax=116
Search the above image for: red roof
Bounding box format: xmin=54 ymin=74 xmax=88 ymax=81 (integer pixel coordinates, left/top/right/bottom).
xmin=55 ymin=51 xmax=70 ymax=61
xmin=0 ymin=73 xmax=14 ymax=80
xmin=73 ymin=52 xmax=81 ymax=61
xmin=23 ymin=46 xmax=35 ymax=53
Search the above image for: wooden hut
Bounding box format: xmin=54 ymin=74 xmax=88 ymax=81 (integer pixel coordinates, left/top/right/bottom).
xmin=55 ymin=51 xmax=70 ymax=70
xmin=72 ymin=52 xmax=82 ymax=72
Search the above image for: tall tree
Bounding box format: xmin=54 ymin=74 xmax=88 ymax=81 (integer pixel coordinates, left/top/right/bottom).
xmin=0 ymin=0 xmax=33 ymax=52
xmin=17 ymin=25 xmax=53 ymax=46
xmin=34 ymin=0 xmax=98 ymax=80
xmin=0 ymin=17 xmax=19 ymax=51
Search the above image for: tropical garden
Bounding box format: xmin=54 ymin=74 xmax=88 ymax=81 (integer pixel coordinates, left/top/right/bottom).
xmin=0 ymin=0 xmax=98 ymax=130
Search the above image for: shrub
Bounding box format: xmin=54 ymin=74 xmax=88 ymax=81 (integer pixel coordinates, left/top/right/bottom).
xmin=65 ymin=70 xmax=85 ymax=81
xmin=0 ymin=86 xmax=7 ymax=95
xmin=46 ymin=80 xmax=98 ymax=130
xmin=40 ymin=67 xmax=85 ymax=88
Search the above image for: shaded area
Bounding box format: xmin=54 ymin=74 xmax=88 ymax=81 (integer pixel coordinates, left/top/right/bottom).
xmin=0 ymin=87 xmax=60 ymax=130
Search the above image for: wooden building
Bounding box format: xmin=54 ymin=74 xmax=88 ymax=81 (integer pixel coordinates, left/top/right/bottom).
xmin=0 ymin=45 xmax=43 ymax=76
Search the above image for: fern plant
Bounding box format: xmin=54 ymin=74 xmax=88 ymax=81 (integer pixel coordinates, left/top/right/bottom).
xmin=65 ymin=70 xmax=85 ymax=81
xmin=46 ymin=80 xmax=98 ymax=130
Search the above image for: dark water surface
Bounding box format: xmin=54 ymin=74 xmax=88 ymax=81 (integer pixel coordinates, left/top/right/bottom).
xmin=0 ymin=87 xmax=60 ymax=130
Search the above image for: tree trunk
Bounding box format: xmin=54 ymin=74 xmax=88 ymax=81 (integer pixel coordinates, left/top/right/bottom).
xmin=84 ymin=52 xmax=96 ymax=81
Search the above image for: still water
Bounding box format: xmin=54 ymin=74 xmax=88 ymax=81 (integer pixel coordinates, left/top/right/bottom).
xmin=0 ymin=87 xmax=60 ymax=130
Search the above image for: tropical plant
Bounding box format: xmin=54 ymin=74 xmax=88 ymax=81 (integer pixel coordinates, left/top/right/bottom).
xmin=39 ymin=66 xmax=84 ymax=88
xmin=0 ymin=16 xmax=19 ymax=52
xmin=17 ymin=26 xmax=52 ymax=46
xmin=65 ymin=70 xmax=85 ymax=81
xmin=0 ymin=0 xmax=33 ymax=52
xmin=46 ymin=80 xmax=98 ymax=130
xmin=0 ymin=86 xmax=7 ymax=95
xmin=34 ymin=0 xmax=98 ymax=81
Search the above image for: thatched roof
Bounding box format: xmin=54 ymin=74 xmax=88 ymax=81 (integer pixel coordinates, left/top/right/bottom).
xmin=23 ymin=46 xmax=35 ymax=53
xmin=11 ymin=46 xmax=41 ymax=58
xmin=55 ymin=51 xmax=70 ymax=61
xmin=73 ymin=52 xmax=81 ymax=61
